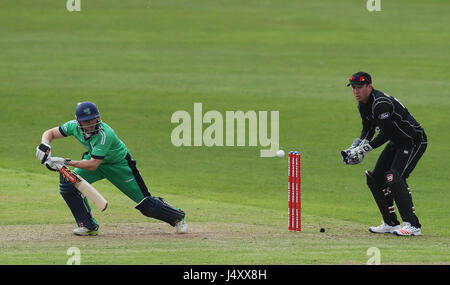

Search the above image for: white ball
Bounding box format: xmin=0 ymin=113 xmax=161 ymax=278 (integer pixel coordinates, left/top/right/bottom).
xmin=276 ymin=150 xmax=285 ymax=158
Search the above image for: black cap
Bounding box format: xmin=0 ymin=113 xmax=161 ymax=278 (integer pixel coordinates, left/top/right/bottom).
xmin=347 ymin=72 xmax=372 ymax=87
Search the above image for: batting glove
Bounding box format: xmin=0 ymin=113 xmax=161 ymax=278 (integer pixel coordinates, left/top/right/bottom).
xmin=36 ymin=143 xmax=51 ymax=164
xmin=45 ymin=159 xmax=60 ymax=172
xmin=50 ymin=157 xmax=72 ymax=166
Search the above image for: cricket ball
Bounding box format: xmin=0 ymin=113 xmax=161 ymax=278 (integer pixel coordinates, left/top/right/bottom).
xmin=276 ymin=150 xmax=285 ymax=158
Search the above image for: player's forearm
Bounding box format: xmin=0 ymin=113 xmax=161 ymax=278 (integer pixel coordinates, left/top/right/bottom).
xmin=70 ymin=159 xmax=101 ymax=171
xmin=41 ymin=127 xmax=64 ymax=144
xmin=369 ymin=118 xmax=394 ymax=149
xmin=360 ymin=119 xmax=375 ymax=141
xmin=41 ymin=130 xmax=54 ymax=144
xmin=360 ymin=128 xmax=375 ymax=141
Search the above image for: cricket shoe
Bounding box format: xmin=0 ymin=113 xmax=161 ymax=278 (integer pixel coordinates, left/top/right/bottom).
xmin=73 ymin=226 xmax=99 ymax=236
xmin=175 ymin=219 xmax=188 ymax=234
xmin=393 ymin=222 xmax=422 ymax=236
xmin=369 ymin=221 xmax=401 ymax=234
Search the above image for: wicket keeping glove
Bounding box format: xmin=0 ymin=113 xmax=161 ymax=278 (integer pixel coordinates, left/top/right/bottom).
xmin=341 ymin=138 xmax=362 ymax=164
xmin=352 ymin=140 xmax=372 ymax=155
xmin=36 ymin=143 xmax=51 ymax=164
xmin=347 ymin=140 xmax=373 ymax=165
xmin=350 ymin=138 xmax=363 ymax=149
xmin=341 ymin=149 xmax=362 ymax=165
xmin=341 ymin=139 xmax=371 ymax=165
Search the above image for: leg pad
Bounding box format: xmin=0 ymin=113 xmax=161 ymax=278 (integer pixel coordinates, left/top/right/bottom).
xmin=60 ymin=175 xmax=98 ymax=230
xmin=136 ymin=196 xmax=185 ymax=227
xmin=365 ymin=170 xmax=399 ymax=226
xmin=384 ymin=170 xmax=420 ymax=227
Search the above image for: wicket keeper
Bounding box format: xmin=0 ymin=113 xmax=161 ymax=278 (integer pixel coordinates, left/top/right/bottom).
xmin=341 ymin=72 xmax=427 ymax=236
xmin=36 ymin=102 xmax=188 ymax=236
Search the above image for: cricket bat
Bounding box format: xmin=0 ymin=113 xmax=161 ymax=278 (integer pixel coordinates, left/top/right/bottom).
xmin=58 ymin=165 xmax=108 ymax=211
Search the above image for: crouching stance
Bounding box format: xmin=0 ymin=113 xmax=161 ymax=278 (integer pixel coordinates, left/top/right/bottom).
xmin=36 ymin=102 xmax=187 ymax=236
xmin=341 ymin=72 xmax=427 ymax=236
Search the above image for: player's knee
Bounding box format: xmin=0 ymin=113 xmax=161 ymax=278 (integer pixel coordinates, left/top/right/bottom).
xmin=385 ymin=170 xmax=401 ymax=186
xmin=59 ymin=174 xmax=77 ymax=194
xmin=366 ymin=170 xmax=385 ymax=188
xmin=365 ymin=170 xmax=376 ymax=187
xmin=385 ymin=169 xmax=409 ymax=197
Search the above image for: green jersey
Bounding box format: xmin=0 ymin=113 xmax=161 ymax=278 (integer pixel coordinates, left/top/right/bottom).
xmin=59 ymin=120 xmax=129 ymax=164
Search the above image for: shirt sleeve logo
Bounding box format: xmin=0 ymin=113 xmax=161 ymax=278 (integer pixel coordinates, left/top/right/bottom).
xmin=378 ymin=112 xmax=390 ymax=119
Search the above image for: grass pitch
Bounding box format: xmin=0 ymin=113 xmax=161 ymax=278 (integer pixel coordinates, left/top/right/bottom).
xmin=0 ymin=0 xmax=449 ymax=265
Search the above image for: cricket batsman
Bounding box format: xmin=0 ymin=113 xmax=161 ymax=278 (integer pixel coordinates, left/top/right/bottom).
xmin=341 ymin=72 xmax=427 ymax=236
xmin=36 ymin=102 xmax=188 ymax=236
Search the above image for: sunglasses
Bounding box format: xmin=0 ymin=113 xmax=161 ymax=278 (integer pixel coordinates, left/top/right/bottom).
xmin=349 ymin=75 xmax=366 ymax=82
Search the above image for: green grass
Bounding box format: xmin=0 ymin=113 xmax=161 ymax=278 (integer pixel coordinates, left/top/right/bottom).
xmin=0 ymin=0 xmax=449 ymax=264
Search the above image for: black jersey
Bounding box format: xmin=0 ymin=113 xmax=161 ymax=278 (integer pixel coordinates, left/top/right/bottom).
xmin=358 ymin=89 xmax=426 ymax=149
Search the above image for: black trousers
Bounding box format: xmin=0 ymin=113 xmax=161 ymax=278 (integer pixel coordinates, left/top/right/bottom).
xmin=372 ymin=136 xmax=427 ymax=185
xmin=370 ymin=133 xmax=427 ymax=227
